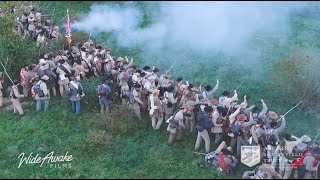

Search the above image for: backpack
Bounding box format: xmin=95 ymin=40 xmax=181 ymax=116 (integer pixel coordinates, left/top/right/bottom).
xmin=98 ymin=84 xmax=111 ymax=100
xmin=169 ymin=110 xmax=180 ymax=129
xmin=196 ymin=110 xmax=213 ymax=131
xmin=33 ymin=81 xmax=44 ymax=97
xmin=231 ymin=124 xmax=241 ymax=135
xmin=228 ymin=117 xmax=241 ymax=135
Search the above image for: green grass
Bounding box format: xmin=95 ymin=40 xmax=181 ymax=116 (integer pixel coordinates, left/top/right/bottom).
xmin=0 ymin=95 xmax=229 ymax=178
xmin=0 ymin=78 xmax=317 ymax=178
xmin=1 ymin=1 xmax=320 ymax=179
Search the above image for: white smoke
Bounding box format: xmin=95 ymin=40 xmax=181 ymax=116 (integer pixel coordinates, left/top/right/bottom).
xmin=72 ymin=1 xmax=310 ymax=67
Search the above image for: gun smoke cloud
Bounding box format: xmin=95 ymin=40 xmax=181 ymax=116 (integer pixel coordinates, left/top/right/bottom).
xmin=72 ymin=1 xmax=311 ymax=70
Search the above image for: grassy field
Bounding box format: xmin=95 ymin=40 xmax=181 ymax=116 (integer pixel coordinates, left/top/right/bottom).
xmin=1 ymin=1 xmax=320 ymax=179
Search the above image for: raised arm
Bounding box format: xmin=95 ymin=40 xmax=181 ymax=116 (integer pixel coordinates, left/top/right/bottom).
xmin=232 ymin=90 xmax=238 ymax=100
xmin=258 ymin=99 xmax=268 ymax=118
xmin=242 ymin=112 xmax=256 ymax=128
xmin=229 ymin=107 xmax=241 ymax=124
xmin=127 ymin=58 xmax=133 ymax=67
xmin=243 ymin=95 xmax=247 ymax=104
xmin=274 ymin=116 xmax=286 ymax=136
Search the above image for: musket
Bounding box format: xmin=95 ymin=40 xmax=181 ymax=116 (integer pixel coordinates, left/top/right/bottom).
xmin=222 ymin=80 xmax=247 ymax=117
xmin=312 ymin=131 xmax=319 ymax=147
xmin=282 ymin=100 xmax=303 ymax=117
xmin=82 ymin=98 xmax=89 ymax=104
xmin=40 ymin=14 xmax=54 ymax=17
xmin=99 ymin=42 xmax=108 ymax=47
xmin=199 ymin=76 xmax=208 ymax=87
xmin=235 ymin=79 xmax=246 ymax=91
xmin=277 ymin=100 xmax=304 ymax=122
xmin=0 ymin=62 xmax=14 ymax=85
xmin=194 ymin=152 xmax=207 ymax=156
xmin=37 ymin=3 xmax=48 ymax=12
xmin=57 ymin=15 xmax=67 ymax=24
xmin=5 ymin=56 xmax=9 ymax=69
xmin=166 ymin=60 xmax=176 ymax=73
xmin=159 ymin=60 xmax=176 ymax=86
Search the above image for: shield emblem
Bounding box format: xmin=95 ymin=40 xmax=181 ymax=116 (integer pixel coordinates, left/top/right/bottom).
xmin=241 ymin=146 xmax=261 ymax=167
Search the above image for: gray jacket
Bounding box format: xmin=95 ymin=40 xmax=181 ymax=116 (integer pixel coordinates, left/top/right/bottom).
xmin=267 ymin=119 xmax=286 ymax=142
xmin=68 ymin=81 xmax=84 ymax=101
xmin=303 ymin=153 xmax=317 ymax=172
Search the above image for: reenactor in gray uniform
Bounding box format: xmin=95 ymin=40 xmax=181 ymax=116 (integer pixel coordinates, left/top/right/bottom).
xmin=299 ymin=147 xmax=319 ymax=179
xmin=202 ymin=79 xmax=219 ymax=106
xmin=162 ymin=86 xmax=178 ymax=122
xmin=128 ymin=83 xmax=144 ymax=120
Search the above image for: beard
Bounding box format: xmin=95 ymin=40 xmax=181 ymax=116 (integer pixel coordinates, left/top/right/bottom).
xmin=184 ymin=111 xmax=192 ymax=117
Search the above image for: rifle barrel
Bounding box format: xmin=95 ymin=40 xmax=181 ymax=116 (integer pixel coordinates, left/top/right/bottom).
xmin=236 ymin=79 xmax=246 ymax=90
xmin=159 ymin=61 xmax=176 ymax=85
xmin=194 ymin=152 xmax=207 ymax=156
xmin=199 ymin=76 xmax=208 ymax=87
xmin=282 ymin=100 xmax=303 ymax=117
xmin=167 ymin=61 xmax=176 ymax=72
xmin=312 ymin=132 xmax=319 ymax=147
xmin=0 ymin=62 xmax=14 ymax=85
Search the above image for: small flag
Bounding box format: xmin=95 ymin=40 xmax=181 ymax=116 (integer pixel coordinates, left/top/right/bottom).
xmin=65 ymin=9 xmax=72 ymax=44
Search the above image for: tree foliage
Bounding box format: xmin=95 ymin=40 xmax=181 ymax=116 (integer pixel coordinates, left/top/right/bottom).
xmin=0 ymin=1 xmax=39 ymax=84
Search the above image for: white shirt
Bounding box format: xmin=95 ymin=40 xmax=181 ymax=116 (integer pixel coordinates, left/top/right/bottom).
xmin=143 ymin=80 xmax=155 ymax=93
xmin=132 ymin=73 xmax=141 ymax=84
